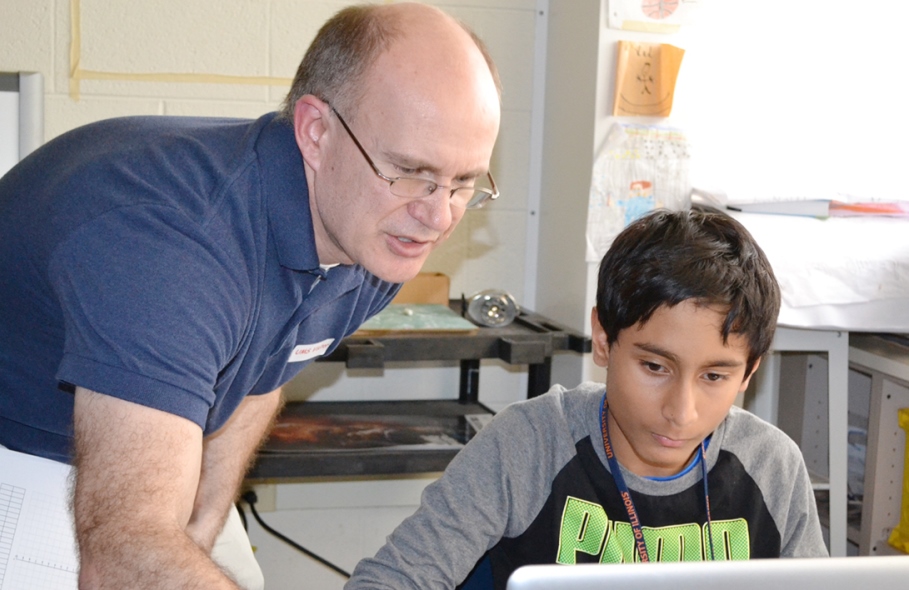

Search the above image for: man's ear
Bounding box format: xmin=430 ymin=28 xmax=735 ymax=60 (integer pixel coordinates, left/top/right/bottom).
xmin=590 ymin=306 xmax=610 ymax=368
xmin=293 ymin=95 xmax=330 ymax=171
xmin=739 ymin=356 xmax=763 ymax=392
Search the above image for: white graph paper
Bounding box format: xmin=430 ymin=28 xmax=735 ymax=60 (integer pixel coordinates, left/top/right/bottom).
xmin=0 ymin=448 xmax=78 ymax=590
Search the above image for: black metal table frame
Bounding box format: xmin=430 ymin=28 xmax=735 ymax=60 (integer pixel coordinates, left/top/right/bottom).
xmin=320 ymin=300 xmax=590 ymax=401
xmin=247 ymin=302 xmax=590 ymax=479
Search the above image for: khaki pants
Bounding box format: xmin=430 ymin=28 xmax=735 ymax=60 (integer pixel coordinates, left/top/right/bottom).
xmin=213 ymin=502 xmax=266 ymax=590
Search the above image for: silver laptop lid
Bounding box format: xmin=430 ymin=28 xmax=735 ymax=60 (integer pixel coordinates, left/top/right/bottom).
xmin=506 ymin=556 xmax=909 ymax=590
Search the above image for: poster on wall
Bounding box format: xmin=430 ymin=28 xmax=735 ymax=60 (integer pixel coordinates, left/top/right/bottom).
xmin=608 ymin=0 xmax=702 ymax=34
xmin=613 ymin=41 xmax=685 ymax=117
xmin=587 ymin=123 xmax=691 ymax=261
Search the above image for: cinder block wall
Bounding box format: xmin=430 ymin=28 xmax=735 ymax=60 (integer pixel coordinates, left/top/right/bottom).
xmin=0 ymin=0 xmax=537 ymax=305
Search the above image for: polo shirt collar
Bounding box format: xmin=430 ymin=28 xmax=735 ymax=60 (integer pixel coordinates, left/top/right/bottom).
xmin=256 ymin=113 xmax=321 ymax=273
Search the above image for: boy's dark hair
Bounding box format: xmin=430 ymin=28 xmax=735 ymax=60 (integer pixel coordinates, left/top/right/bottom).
xmin=596 ymin=207 xmax=780 ymax=376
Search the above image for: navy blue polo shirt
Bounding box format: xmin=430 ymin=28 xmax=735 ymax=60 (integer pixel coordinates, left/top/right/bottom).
xmin=0 ymin=113 xmax=399 ymax=463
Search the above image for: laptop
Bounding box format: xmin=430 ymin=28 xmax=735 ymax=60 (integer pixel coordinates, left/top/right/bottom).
xmin=506 ymin=556 xmax=909 ymax=590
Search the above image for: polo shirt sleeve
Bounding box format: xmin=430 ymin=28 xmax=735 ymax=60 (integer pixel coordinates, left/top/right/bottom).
xmin=48 ymin=203 xmax=248 ymax=429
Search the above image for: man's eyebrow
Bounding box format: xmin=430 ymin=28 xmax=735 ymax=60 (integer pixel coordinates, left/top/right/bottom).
xmin=634 ymin=343 xmax=745 ymax=368
xmin=381 ymin=149 xmax=486 ymax=179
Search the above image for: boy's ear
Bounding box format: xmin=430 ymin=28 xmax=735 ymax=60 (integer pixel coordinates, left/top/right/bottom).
xmin=739 ymin=356 xmax=763 ymax=392
xmin=590 ymin=307 xmax=610 ymax=367
xmin=293 ymin=95 xmax=331 ymax=172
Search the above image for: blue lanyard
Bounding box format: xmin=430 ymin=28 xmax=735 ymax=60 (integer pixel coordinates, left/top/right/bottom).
xmin=599 ymin=396 xmax=716 ymax=562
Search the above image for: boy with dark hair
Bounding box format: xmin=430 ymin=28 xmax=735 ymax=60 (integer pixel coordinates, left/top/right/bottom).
xmin=345 ymin=208 xmax=827 ymax=590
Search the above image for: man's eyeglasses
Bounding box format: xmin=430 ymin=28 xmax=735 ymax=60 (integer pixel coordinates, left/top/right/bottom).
xmin=331 ymin=107 xmax=498 ymax=210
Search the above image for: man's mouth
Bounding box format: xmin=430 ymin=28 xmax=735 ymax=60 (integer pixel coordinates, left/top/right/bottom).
xmin=387 ymin=234 xmax=434 ymax=258
xmin=396 ymin=235 xmax=433 ymax=245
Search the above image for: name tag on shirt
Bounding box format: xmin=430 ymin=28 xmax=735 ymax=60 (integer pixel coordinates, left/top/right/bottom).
xmin=287 ymin=338 xmax=335 ymax=363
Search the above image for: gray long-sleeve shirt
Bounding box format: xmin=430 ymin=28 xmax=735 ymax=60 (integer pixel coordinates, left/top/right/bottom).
xmin=346 ymin=382 xmax=827 ymax=590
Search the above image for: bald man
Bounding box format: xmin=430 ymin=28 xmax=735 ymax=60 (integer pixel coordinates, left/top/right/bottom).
xmin=0 ymin=3 xmax=501 ymax=589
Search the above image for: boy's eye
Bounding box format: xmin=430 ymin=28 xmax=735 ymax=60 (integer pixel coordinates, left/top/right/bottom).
xmin=704 ymin=372 xmax=726 ymax=382
xmin=642 ymin=361 xmax=664 ymax=372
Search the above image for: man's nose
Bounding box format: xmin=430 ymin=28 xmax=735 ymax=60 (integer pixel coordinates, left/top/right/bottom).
xmin=407 ymin=188 xmax=454 ymax=233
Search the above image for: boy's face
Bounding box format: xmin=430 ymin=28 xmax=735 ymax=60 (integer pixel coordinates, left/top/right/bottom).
xmin=590 ymin=300 xmax=759 ymax=478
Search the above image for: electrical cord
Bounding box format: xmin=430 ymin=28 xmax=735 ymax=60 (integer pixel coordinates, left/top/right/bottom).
xmin=236 ymin=499 xmax=248 ymax=531
xmin=239 ymin=490 xmax=352 ymax=579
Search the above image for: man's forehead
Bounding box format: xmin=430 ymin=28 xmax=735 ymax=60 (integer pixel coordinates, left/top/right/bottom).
xmin=353 ymin=80 xmax=498 ymax=169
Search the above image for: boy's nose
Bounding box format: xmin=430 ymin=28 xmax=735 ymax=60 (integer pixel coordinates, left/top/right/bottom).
xmin=663 ymin=380 xmax=698 ymax=427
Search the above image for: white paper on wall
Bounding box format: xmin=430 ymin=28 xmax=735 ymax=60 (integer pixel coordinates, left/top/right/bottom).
xmin=586 ymin=123 xmax=691 ymax=261
xmin=607 ymin=0 xmax=702 ymax=34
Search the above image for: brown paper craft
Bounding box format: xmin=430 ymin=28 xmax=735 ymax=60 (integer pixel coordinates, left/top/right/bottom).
xmin=613 ymin=41 xmax=685 ymax=117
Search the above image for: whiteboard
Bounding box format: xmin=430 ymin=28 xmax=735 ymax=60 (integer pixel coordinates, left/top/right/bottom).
xmin=0 ymin=80 xmax=19 ymax=178
xmin=0 ymin=72 xmax=43 ymax=179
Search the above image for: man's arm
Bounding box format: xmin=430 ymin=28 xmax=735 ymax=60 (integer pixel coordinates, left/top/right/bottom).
xmin=186 ymin=389 xmax=283 ymax=553
xmin=72 ymin=387 xmax=281 ymax=589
